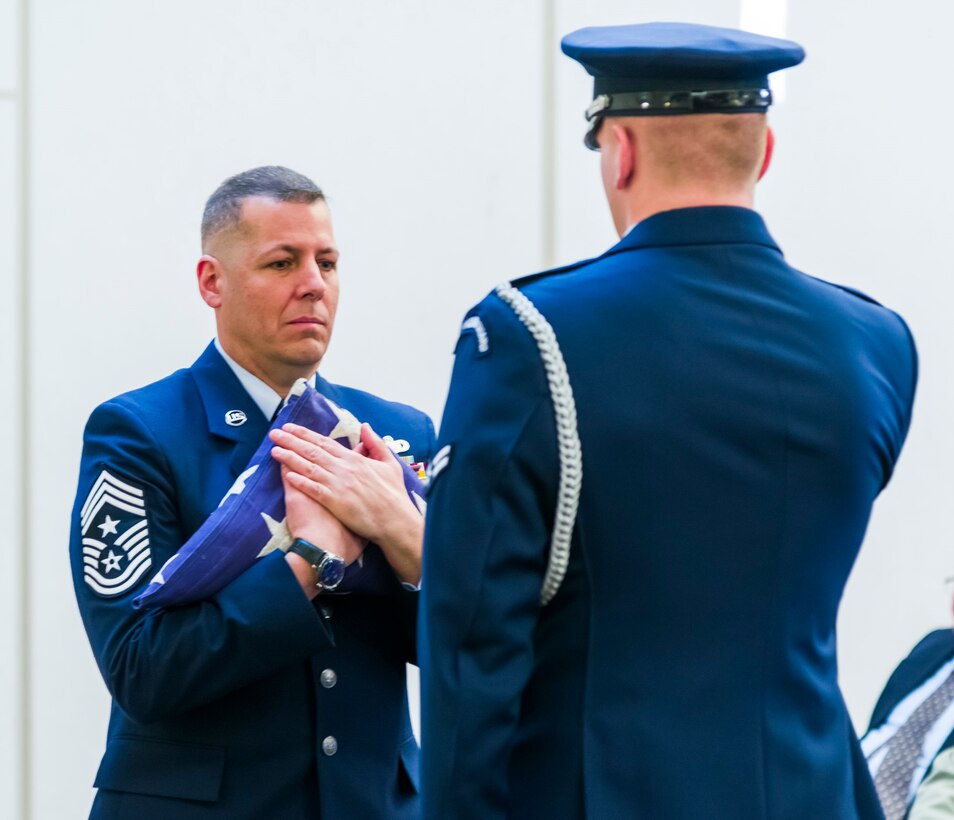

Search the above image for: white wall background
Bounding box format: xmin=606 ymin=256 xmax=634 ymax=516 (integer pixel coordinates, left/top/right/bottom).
xmin=3 ymin=0 xmax=950 ymax=816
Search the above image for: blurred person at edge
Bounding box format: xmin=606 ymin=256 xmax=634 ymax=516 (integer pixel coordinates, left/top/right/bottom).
xmin=864 ymin=586 xmax=954 ymax=820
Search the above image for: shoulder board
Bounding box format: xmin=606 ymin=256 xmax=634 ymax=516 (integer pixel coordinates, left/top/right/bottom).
xmin=814 ymin=277 xmax=884 ymax=307
xmin=508 ymin=253 xmax=602 ymax=290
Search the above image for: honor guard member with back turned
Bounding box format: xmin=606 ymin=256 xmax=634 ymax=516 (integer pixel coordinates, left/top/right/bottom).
xmin=70 ymin=166 xmax=433 ymax=820
xmin=420 ymin=23 xmax=917 ymax=820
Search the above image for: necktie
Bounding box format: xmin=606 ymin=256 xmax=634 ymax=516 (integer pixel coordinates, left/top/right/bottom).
xmin=874 ymin=669 xmax=954 ymax=819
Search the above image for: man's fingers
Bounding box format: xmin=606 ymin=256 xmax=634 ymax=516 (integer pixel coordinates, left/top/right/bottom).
xmin=271 ymin=425 xmax=352 ymax=460
xmin=278 ymin=422 xmax=324 ymax=445
xmin=270 ymin=429 xmax=340 ymax=466
xmin=360 ymin=423 xmax=393 ymax=463
xmin=285 ymin=469 xmax=328 ymax=501
xmin=283 ymin=423 xmax=350 ymax=455
xmin=271 ymin=446 xmax=334 ymax=484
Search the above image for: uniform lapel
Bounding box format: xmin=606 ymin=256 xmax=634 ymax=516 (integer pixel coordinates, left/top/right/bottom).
xmin=189 ymin=341 xmax=271 ymax=477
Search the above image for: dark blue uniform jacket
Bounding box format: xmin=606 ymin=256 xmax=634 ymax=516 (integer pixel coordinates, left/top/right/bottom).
xmin=421 ymin=206 xmax=916 ymax=820
xmin=71 ymin=342 xmax=434 ymax=820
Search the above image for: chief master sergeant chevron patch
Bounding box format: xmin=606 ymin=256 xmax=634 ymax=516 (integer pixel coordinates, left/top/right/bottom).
xmin=80 ymin=469 xmax=152 ymax=597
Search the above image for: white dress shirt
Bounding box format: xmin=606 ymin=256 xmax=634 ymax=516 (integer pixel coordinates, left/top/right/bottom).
xmin=214 ymin=338 xmax=316 ymax=420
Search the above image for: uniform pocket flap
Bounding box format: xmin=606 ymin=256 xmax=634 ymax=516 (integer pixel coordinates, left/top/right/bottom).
xmin=94 ymin=736 xmax=225 ymax=803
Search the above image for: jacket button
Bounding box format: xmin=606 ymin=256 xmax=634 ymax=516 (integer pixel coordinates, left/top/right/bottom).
xmin=322 ymin=736 xmax=338 ymax=756
xmin=320 ymin=668 xmax=337 ymax=689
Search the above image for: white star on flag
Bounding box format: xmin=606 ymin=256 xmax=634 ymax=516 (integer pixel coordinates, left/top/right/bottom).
xmin=219 ymin=464 xmax=259 ymax=508
xmin=257 ymin=512 xmax=293 ymax=557
xmin=325 ymin=399 xmax=363 ymax=448
xmin=98 ymin=515 xmax=120 ymax=537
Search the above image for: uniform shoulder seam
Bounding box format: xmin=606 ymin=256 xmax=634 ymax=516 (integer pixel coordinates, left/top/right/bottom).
xmin=809 ymin=275 xmax=885 ymax=307
xmin=94 ymin=390 xmax=180 ymax=486
xmin=100 ymin=366 xmax=194 ymax=406
xmin=508 ymin=255 xmax=601 ymax=289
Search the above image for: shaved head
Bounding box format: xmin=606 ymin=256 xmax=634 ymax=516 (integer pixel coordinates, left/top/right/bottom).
xmin=635 ymin=113 xmax=769 ymax=189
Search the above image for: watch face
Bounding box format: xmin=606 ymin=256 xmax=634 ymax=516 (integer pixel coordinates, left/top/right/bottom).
xmin=318 ymin=555 xmax=346 ymax=590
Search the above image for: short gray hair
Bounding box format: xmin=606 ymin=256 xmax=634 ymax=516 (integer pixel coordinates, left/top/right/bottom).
xmin=201 ymin=166 xmax=325 ymax=245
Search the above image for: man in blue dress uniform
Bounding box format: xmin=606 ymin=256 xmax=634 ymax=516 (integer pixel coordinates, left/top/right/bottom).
xmin=70 ymin=166 xmax=433 ymax=819
xmin=420 ymin=23 xmax=917 ymax=820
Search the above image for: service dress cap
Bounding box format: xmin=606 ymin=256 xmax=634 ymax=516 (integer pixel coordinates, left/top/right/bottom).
xmin=561 ymin=22 xmax=805 ymax=149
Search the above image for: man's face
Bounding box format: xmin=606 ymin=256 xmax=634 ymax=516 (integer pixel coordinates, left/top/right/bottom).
xmin=201 ymin=196 xmax=340 ymax=385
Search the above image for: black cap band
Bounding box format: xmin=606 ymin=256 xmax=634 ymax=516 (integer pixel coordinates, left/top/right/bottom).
xmin=583 ymin=86 xmax=772 ymax=150
xmin=586 ymin=87 xmax=772 ymax=120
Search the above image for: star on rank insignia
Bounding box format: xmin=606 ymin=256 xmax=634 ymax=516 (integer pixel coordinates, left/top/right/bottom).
xmin=80 ymin=469 xmax=152 ymax=597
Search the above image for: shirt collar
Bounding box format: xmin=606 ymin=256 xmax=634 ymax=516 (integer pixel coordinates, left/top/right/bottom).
xmin=214 ymin=337 xmax=317 ymax=420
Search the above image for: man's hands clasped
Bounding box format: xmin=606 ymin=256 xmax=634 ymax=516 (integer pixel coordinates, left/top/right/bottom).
xmin=271 ymin=422 xmax=424 ymax=596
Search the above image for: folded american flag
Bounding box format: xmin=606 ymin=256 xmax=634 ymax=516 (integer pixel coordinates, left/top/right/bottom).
xmin=133 ymin=380 xmax=426 ymax=609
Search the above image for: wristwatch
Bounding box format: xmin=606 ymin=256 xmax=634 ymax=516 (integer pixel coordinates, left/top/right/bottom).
xmin=288 ymin=538 xmax=346 ymax=592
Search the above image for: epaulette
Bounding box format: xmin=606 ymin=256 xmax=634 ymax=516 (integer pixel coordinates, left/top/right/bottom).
xmin=814 ymin=277 xmax=884 ymax=307
xmin=507 ymin=253 xmax=603 ymax=290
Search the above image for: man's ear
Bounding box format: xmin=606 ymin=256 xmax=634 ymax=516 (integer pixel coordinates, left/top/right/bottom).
xmin=197 ymin=255 xmax=223 ymax=308
xmin=612 ymin=123 xmax=636 ymax=190
xmin=758 ymin=126 xmax=775 ymax=181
